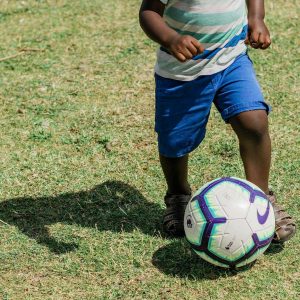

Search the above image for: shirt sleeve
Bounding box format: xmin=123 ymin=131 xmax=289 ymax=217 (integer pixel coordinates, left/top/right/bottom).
xmin=160 ymin=0 xmax=168 ymax=4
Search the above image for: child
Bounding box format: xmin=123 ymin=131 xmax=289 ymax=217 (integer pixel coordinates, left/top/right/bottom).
xmin=139 ymin=0 xmax=296 ymax=243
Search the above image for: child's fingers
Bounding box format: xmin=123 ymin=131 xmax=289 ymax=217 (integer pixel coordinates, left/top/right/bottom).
xmin=186 ymin=42 xmax=198 ymax=56
xmin=191 ymin=39 xmax=204 ymax=53
xmin=249 ymin=31 xmax=259 ymax=43
xmin=249 ymin=32 xmax=261 ymax=49
xmin=180 ymin=47 xmax=194 ymax=59
xmin=261 ymin=36 xmax=271 ymax=50
xmin=258 ymin=34 xmax=266 ymax=49
xmin=174 ymin=52 xmax=188 ymax=62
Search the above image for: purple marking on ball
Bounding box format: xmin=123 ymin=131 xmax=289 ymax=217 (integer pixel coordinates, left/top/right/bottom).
xmin=257 ymin=200 xmax=271 ymax=225
xmin=252 ymin=233 xmax=273 ymax=247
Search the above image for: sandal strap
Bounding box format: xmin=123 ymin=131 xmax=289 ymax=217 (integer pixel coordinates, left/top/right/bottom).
xmin=163 ymin=194 xmax=190 ymax=220
xmin=267 ymin=191 xmax=296 ymax=243
xmin=164 ymin=193 xmax=191 ymax=206
xmin=273 ymin=206 xmax=293 ymax=220
xmin=163 ymin=193 xmax=191 ymax=236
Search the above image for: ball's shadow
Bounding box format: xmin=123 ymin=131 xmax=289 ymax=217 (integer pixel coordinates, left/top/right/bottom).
xmin=152 ymin=240 xmax=254 ymax=280
xmin=264 ymin=242 xmax=284 ymax=255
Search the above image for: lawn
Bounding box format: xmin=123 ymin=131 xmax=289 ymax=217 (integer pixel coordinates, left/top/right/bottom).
xmin=0 ymin=0 xmax=299 ymax=299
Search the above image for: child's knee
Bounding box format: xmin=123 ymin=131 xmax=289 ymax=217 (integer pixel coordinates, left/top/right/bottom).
xmin=242 ymin=123 xmax=269 ymax=142
xmin=231 ymin=110 xmax=269 ymax=142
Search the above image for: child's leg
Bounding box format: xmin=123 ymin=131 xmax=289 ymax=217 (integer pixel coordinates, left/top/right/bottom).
xmin=229 ymin=109 xmax=296 ymax=243
xmin=212 ymin=54 xmax=295 ymax=242
xmin=159 ymin=154 xmax=192 ymax=236
xmin=154 ymin=73 xmax=215 ymax=236
xmin=229 ymin=110 xmax=271 ymax=193
xmin=159 ymin=154 xmax=191 ymax=195
xmin=154 ymin=73 xmax=214 ymax=197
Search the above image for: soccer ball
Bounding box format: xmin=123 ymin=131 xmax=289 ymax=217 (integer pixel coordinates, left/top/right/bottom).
xmin=184 ymin=177 xmax=275 ymax=268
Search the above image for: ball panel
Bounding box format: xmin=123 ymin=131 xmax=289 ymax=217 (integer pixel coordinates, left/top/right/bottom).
xmin=230 ymin=236 xmax=257 ymax=264
xmin=231 ymin=243 xmax=246 ymax=260
xmin=184 ymin=202 xmax=206 ymax=246
xmin=204 ymin=193 xmax=227 ymax=219
xmin=208 ymin=235 xmax=232 ymax=262
xmin=208 ymin=219 xmax=253 ymax=262
xmin=241 ymin=236 xmax=256 ymax=254
xmin=189 ymin=200 xmax=206 ymax=223
xmin=208 ymin=181 xmax=251 ymax=220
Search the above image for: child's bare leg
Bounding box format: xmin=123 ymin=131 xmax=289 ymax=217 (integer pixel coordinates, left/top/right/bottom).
xmin=160 ymin=153 xmax=191 ymax=236
xmin=229 ymin=110 xmax=271 ymax=193
xmin=230 ymin=110 xmax=296 ymax=242
xmin=159 ymin=154 xmax=191 ymax=195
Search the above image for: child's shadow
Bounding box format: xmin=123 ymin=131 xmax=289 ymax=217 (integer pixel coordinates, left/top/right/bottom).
xmin=0 ymin=180 xmax=164 ymax=254
xmin=152 ymin=240 xmax=255 ymax=280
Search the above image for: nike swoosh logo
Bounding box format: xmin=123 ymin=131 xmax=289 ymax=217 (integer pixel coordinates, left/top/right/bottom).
xmin=257 ymin=200 xmax=270 ymax=225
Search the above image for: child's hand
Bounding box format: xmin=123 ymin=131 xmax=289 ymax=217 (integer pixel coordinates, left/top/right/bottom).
xmin=166 ymin=34 xmax=205 ymax=62
xmin=246 ymin=19 xmax=271 ymax=50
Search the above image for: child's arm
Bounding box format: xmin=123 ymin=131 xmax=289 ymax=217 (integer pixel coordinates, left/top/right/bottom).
xmin=139 ymin=0 xmax=204 ymax=62
xmin=246 ymin=0 xmax=271 ymax=49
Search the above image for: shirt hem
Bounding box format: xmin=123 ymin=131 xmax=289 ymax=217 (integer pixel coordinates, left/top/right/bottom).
xmin=154 ymin=50 xmax=247 ymax=81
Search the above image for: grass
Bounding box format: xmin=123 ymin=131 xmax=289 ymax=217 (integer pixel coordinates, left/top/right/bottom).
xmin=0 ymin=0 xmax=299 ymax=299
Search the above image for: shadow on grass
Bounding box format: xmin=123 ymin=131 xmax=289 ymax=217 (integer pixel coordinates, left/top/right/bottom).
xmin=264 ymin=243 xmax=284 ymax=255
xmin=0 ymin=180 xmax=164 ymax=254
xmin=152 ymin=240 xmax=254 ymax=280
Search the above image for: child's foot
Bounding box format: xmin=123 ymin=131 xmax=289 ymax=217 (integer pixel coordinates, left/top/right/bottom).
xmin=267 ymin=191 xmax=296 ymax=243
xmin=162 ymin=192 xmax=191 ymax=237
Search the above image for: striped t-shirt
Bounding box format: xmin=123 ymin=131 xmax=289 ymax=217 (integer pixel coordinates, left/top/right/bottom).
xmin=156 ymin=0 xmax=248 ymax=81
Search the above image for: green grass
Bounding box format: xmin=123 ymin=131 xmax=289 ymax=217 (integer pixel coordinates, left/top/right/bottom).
xmin=0 ymin=0 xmax=299 ymax=299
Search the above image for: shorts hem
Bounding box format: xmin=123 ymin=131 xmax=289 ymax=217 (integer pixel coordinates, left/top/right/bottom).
xmin=221 ymin=101 xmax=272 ymax=123
xmin=158 ymin=132 xmax=206 ymax=158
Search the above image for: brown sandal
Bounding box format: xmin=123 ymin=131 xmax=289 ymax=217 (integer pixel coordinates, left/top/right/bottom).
xmin=268 ymin=191 xmax=296 ymax=243
xmin=162 ymin=193 xmax=191 ymax=237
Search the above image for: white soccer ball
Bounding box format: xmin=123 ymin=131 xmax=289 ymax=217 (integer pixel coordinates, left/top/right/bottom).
xmin=184 ymin=177 xmax=275 ymax=268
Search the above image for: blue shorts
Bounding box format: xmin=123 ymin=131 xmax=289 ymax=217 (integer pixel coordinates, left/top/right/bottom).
xmin=155 ymin=53 xmax=271 ymax=158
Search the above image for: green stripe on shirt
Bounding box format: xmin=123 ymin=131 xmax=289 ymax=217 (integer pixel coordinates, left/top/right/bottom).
xmin=167 ymin=21 xmax=245 ymax=43
xmin=164 ymin=1 xmax=245 ymax=27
